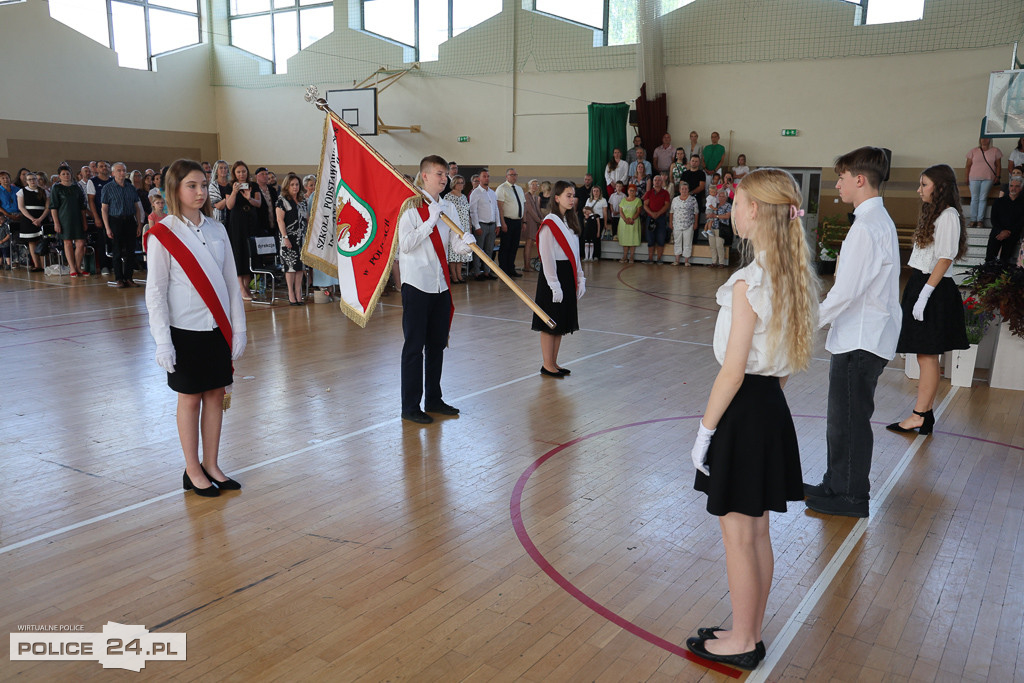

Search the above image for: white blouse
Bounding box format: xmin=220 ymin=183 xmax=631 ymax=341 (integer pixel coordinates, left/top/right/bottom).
xmin=907 ymin=207 xmax=961 ymax=276
xmin=605 ymin=160 xmax=629 ymax=187
xmin=713 ymin=259 xmax=795 ymax=377
xmin=538 ymin=213 xmax=585 ymax=299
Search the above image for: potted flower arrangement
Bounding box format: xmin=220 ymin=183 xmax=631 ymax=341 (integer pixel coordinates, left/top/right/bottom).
xmin=815 ymin=215 xmax=847 ymax=275
xmin=963 ymin=261 xmax=1024 ymax=390
xmin=948 ymin=296 xmax=994 ymax=387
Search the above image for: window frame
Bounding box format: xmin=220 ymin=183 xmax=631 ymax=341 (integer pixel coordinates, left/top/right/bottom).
xmin=350 ymin=0 xmax=501 ymax=63
xmin=228 ymin=0 xmax=334 ymax=74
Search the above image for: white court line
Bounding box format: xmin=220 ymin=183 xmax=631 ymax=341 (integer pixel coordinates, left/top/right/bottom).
xmin=0 ymin=337 xmax=644 ymax=557
xmin=748 ymin=386 xmax=959 ymax=683
xmin=0 ymin=303 xmax=144 ymax=325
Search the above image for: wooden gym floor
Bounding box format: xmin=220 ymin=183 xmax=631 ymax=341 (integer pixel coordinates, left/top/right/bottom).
xmin=1 ymin=261 xmax=1022 ymax=682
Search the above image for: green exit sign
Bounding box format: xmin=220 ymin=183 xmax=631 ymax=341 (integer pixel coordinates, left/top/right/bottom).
xmin=781 ymin=129 xmax=798 ymax=137
xmin=457 ymin=136 xmax=469 ymax=142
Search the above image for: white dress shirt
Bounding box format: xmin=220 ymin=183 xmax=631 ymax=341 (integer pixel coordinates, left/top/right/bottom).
xmin=907 ymin=207 xmax=960 ymax=276
xmin=145 ymin=214 xmax=246 ymax=347
xmin=714 ymin=259 xmax=798 ymax=377
xmin=818 ymin=196 xmax=902 ymax=360
xmin=495 ymin=181 xmax=526 ymax=220
xmin=469 ymin=186 xmax=499 ymax=228
xmin=537 ymin=213 xmax=585 ymax=299
xmin=398 ymin=197 xmax=471 ymax=294
xmin=605 ymin=160 xmax=629 ymax=187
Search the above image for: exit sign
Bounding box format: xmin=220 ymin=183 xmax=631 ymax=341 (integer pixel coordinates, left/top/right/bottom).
xmin=457 ymin=136 xmax=469 ymax=142
xmin=781 ymin=129 xmax=798 ymax=137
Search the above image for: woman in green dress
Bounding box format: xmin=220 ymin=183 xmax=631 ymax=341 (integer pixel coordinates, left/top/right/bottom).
xmin=617 ymin=183 xmax=642 ymax=263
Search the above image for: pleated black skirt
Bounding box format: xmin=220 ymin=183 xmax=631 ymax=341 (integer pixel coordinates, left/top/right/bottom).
xmin=694 ymin=374 xmax=804 ymax=517
xmin=167 ymin=327 xmax=232 ymax=394
xmin=896 ymin=270 xmax=969 ymax=355
xmin=531 ymin=260 xmax=579 ymax=336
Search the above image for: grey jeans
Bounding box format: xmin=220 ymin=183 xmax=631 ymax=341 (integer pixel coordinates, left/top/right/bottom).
xmin=823 ymin=349 xmax=888 ymax=501
xmin=471 ymin=222 xmax=496 ymax=276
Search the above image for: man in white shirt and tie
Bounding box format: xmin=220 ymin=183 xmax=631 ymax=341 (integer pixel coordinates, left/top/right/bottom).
xmin=805 ymin=146 xmax=902 ymax=518
xmin=398 ymin=155 xmax=476 ymax=424
xmin=495 ymin=167 xmax=526 ymax=278
xmin=469 ymin=168 xmax=499 ymax=280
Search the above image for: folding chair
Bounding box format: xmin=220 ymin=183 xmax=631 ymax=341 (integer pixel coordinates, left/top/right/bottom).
xmin=248 ymin=235 xmax=284 ymax=304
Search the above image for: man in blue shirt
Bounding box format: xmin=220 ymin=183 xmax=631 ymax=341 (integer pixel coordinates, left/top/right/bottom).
xmin=101 ymin=162 xmax=145 ymax=288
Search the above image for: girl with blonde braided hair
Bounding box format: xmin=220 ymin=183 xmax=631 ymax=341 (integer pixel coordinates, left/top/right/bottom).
xmin=686 ymin=168 xmax=819 ymax=671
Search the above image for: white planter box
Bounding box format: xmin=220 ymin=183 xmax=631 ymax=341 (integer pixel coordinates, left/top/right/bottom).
xmin=949 ymin=345 xmax=979 ymax=387
xmin=991 ymin=323 xmax=1024 ymax=391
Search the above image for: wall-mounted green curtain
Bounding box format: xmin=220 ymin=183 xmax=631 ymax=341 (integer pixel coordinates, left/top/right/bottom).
xmin=588 ymin=102 xmax=630 ymax=192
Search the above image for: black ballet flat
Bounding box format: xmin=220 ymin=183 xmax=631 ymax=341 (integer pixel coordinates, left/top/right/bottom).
xmin=201 ymin=466 xmax=241 ymax=491
xmin=557 ymin=367 xmax=571 ymax=376
xmin=685 ymin=636 xmax=761 ymax=671
xmin=696 ymin=627 xmax=765 ymax=660
xmin=183 ymin=470 xmax=220 ymax=497
xmin=540 ymin=366 xmax=564 ymax=378
xmin=886 ymin=409 xmax=934 ymax=436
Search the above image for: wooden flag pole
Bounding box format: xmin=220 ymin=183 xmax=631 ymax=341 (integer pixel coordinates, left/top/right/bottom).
xmin=306 ymin=89 xmax=556 ymax=329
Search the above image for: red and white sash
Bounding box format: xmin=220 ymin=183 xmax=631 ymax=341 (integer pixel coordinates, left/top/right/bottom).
xmin=147 ymin=218 xmax=233 ymax=348
xmin=539 ymin=216 xmax=580 ymax=294
xmin=417 ymin=203 xmax=455 ymax=330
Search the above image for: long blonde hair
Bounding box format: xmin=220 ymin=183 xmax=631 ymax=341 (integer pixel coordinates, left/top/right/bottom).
xmin=736 ymin=168 xmax=819 ymax=372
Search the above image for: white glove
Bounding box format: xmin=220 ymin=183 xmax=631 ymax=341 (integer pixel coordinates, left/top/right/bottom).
xmin=912 ymin=284 xmax=934 ymax=322
xmin=690 ymin=420 xmax=715 ymax=475
xmin=155 ymin=343 xmax=176 ymax=373
xmin=423 ymin=201 xmax=443 ymax=230
xmin=461 ymin=232 xmax=477 ymax=247
xmin=551 ymin=287 xmax=564 ymax=303
xmin=231 ymin=332 xmax=247 ymax=361
xmin=576 ymin=279 xmax=586 ymax=300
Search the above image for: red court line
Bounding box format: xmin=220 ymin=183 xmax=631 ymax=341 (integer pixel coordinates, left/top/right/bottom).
xmin=510 ymin=414 xmax=1023 ymax=677
xmin=510 ymin=415 xmax=742 ymax=678
xmin=615 ymin=265 xmax=718 ymax=311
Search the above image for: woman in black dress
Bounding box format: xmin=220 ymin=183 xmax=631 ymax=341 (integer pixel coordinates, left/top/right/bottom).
xmin=532 ymin=180 xmax=585 ymax=377
xmin=275 ymin=173 xmax=308 ymax=305
xmin=225 ymin=160 xmax=261 ymax=301
xmin=887 ymin=164 xmax=969 ymax=435
xmin=16 ymin=171 xmax=48 ymax=271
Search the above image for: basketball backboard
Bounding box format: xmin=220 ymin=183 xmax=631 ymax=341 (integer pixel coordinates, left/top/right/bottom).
xmin=983 ymin=70 xmax=1024 ymax=138
xmin=326 ymin=88 xmax=378 ymax=136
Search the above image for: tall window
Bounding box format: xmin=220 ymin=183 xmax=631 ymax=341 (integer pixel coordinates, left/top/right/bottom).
xmin=354 ymin=0 xmax=501 ymax=63
xmin=48 ymin=0 xmax=200 ymax=71
xmin=840 ymin=0 xmax=926 ymax=26
xmin=229 ymin=0 xmax=334 ymax=74
xmin=531 ymin=0 xmax=637 ymax=47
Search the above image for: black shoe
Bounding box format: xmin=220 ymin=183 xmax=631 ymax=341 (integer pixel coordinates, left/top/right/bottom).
xmin=183 ymin=470 xmax=220 ymax=497
xmin=402 ymin=410 xmax=434 ymax=424
xmin=425 ymin=401 xmax=459 ymax=416
xmin=474 ymin=274 xmax=487 ymax=281
xmin=685 ymin=636 xmax=760 ymax=671
xmin=540 ymin=366 xmax=564 ymax=378
xmin=886 ymin=409 xmax=934 ymax=436
xmin=805 ymin=493 xmax=868 ymax=518
xmin=485 ymin=274 xmax=498 ymax=280
xmin=696 ymin=627 xmax=765 ymax=661
xmin=557 ymin=367 xmax=571 ymax=376
xmin=509 ymin=271 xmax=522 ymax=278
xmin=201 ymin=466 xmax=241 ymax=490
xmin=803 ymin=481 xmax=832 ymax=498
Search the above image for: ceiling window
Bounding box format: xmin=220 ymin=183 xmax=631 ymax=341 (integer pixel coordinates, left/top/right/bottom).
xmin=531 ymin=0 xmax=637 ymax=47
xmin=229 ymin=0 xmax=334 ymax=74
xmin=839 ymin=0 xmax=926 ymax=26
xmin=47 ymin=0 xmax=200 ymax=71
xmin=355 ymin=0 xmax=501 ymax=63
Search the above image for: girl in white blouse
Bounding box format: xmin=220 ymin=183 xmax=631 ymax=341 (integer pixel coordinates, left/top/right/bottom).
xmin=887 ymin=164 xmax=969 ymax=436
xmin=146 ymin=159 xmax=247 ymax=497
xmin=686 ymin=168 xmax=819 ymax=671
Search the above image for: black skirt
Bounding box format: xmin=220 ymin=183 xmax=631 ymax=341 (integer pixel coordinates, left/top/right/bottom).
xmin=531 ymin=260 xmax=579 ymax=336
xmin=694 ymin=374 xmax=803 ymax=517
xmin=896 ymin=270 xmax=969 ymax=355
xmin=168 ymin=327 xmax=232 ymax=394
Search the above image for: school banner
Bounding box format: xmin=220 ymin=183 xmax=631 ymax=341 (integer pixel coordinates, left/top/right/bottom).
xmin=303 ymin=111 xmax=416 ymax=327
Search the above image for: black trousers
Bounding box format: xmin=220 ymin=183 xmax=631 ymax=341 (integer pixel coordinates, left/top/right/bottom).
xmin=401 ymin=284 xmax=451 ymax=413
xmin=109 ymin=215 xmax=137 ymax=280
xmin=499 ymin=218 xmax=522 ymax=275
xmin=985 ymin=228 xmax=1021 ymax=262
